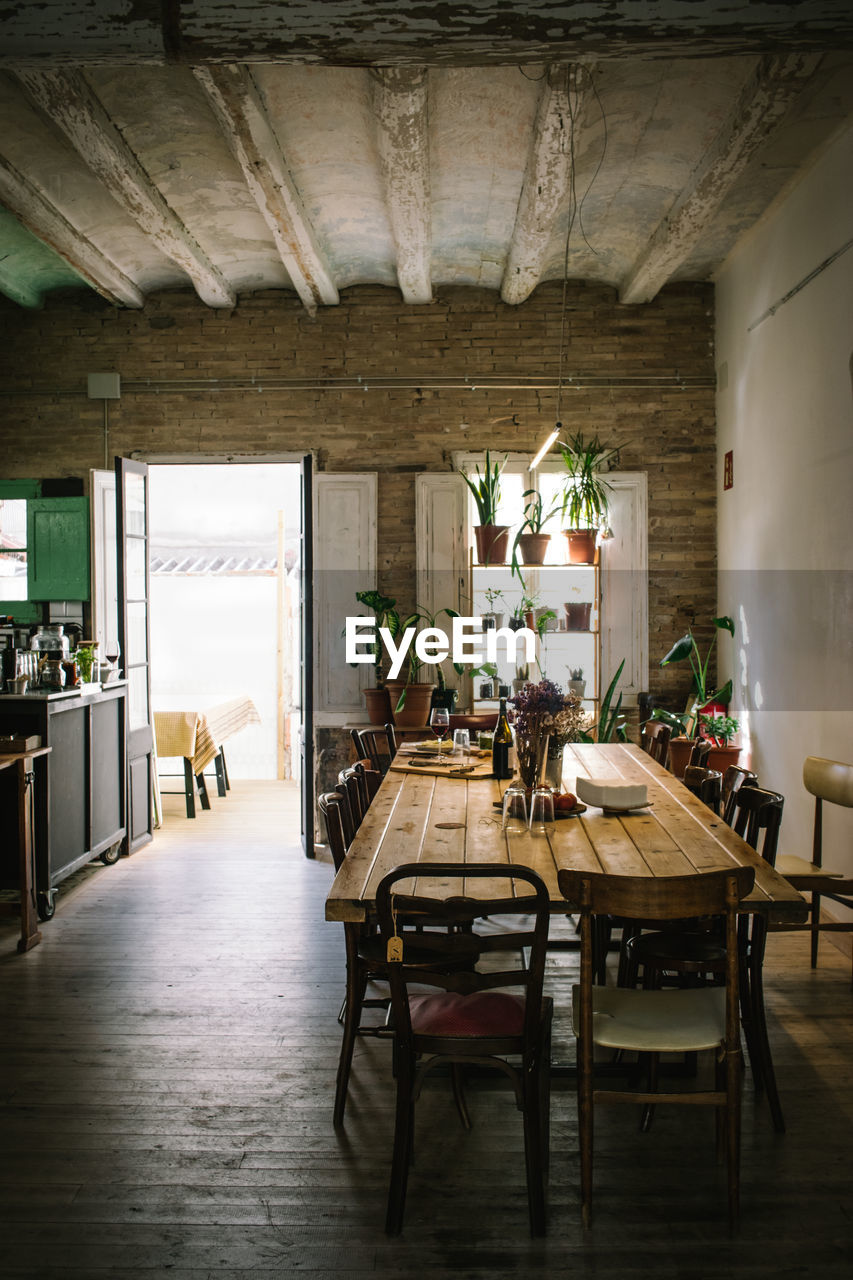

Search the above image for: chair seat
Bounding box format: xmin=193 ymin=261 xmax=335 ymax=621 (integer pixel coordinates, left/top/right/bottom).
xmin=410 ymin=990 xmax=525 ymax=1037
xmin=775 ymin=853 xmax=844 ymax=882
xmin=572 ymin=983 xmax=726 ymax=1052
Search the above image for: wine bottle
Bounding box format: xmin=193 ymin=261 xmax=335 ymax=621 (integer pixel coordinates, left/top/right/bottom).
xmin=492 ymin=697 xmax=513 ymax=780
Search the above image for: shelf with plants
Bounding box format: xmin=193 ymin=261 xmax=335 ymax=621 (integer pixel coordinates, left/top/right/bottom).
xmin=469 ymin=556 xmax=600 ymax=711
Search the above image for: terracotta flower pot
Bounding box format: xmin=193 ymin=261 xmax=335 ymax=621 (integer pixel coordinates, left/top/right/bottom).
xmin=363 ymin=686 xmax=392 ymax=726
xmin=474 ymin=524 xmax=510 ymax=565
xmin=667 ymin=736 xmax=695 ymax=779
xmin=565 ymin=602 xmax=592 ymax=631
xmin=517 ymin=532 xmax=551 ymax=565
xmin=564 ymin=528 xmax=597 ymax=565
xmin=706 ymin=744 xmax=742 ymax=772
xmin=385 ymin=681 xmax=436 ymax=728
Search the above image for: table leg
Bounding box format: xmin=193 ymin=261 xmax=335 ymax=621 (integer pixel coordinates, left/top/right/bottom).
xmin=195 ymin=771 xmax=211 ymax=810
xmin=214 ymin=749 xmax=228 ymax=797
xmin=182 ymin=759 xmax=196 ymax=818
xmin=16 ymin=759 xmax=42 ymax=953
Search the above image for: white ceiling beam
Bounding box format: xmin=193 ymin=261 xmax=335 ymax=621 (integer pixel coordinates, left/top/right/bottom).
xmin=501 ymin=64 xmax=588 ymax=307
xmin=16 ymin=68 xmax=236 ymax=308
xmin=619 ymin=53 xmax=823 ymax=305
xmin=194 ymin=63 xmax=339 ymax=317
xmin=0 ymin=151 xmax=144 ymax=307
xmin=372 ymin=67 xmax=432 ymax=306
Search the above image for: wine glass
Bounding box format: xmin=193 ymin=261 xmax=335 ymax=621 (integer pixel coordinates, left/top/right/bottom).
xmin=429 ymin=707 xmax=450 ymax=762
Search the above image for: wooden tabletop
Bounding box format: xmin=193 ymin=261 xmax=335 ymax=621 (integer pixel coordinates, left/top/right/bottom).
xmin=325 ymin=742 xmax=807 ymax=926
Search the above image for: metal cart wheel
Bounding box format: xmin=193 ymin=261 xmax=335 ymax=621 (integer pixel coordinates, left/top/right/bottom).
xmin=37 ymin=891 xmax=56 ymax=921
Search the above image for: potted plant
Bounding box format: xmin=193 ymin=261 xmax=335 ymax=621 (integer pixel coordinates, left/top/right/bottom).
xmin=458 ymin=450 xmax=510 ymax=565
xmin=655 ymin=615 xmax=735 ymax=736
xmin=385 ymin=604 xmax=459 ymax=727
xmin=650 ymin=614 xmax=735 ymax=774
xmin=568 ymin=667 xmax=585 ymax=697
xmin=699 ymin=713 xmax=742 ymax=771
xmin=481 ymin=586 xmax=505 ymax=632
xmin=560 ymin=431 xmax=619 ymax=564
xmin=512 ymin=489 xmax=563 ymax=569
xmin=512 ymin=663 xmax=530 ymax=696
xmin=353 ymin=589 xmax=398 ymax=724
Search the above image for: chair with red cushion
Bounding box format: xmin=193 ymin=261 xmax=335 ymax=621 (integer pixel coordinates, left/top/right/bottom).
xmin=375 ymin=862 xmax=553 ymax=1236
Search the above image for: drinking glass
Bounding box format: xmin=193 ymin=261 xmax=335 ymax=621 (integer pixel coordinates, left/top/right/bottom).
xmin=501 ymin=781 xmax=528 ymax=834
xmin=429 ymin=707 xmax=450 ymax=761
xmin=452 ymin=728 xmax=470 ymax=757
xmin=528 ymin=786 xmax=555 ymax=834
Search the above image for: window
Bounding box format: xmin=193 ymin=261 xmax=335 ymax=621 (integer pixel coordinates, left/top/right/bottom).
xmin=0 ymin=499 xmax=28 ymax=600
xmin=447 ymin=452 xmax=648 ymax=709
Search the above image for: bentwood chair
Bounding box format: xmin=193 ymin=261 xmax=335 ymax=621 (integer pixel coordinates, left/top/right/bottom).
xmin=682 ymin=765 xmax=723 ymax=813
xmin=560 ymin=866 xmax=755 ymax=1231
xmin=641 ymin=720 xmax=671 ymax=767
xmin=375 ymin=863 xmax=553 ymax=1236
xmin=776 ymin=756 xmax=853 ymax=978
xmin=350 ymin=723 xmax=397 ymax=776
xmin=626 ymin=785 xmax=787 ymax=1132
xmin=319 ymin=791 xmax=396 ymax=1125
xmin=721 ymin=766 xmax=758 ymax=825
xmin=689 ymin=738 xmax=713 ymax=768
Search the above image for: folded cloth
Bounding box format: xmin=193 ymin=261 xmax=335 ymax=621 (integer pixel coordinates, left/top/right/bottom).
xmin=575 ymin=776 xmax=648 ymax=810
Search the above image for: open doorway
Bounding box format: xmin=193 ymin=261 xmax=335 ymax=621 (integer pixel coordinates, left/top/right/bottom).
xmin=147 ymin=463 xmax=303 ymax=791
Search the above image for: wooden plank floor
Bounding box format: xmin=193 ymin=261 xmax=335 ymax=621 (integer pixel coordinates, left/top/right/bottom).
xmin=1 ymin=781 xmax=852 ymax=1278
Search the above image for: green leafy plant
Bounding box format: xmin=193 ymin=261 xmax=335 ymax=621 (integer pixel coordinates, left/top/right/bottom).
xmin=699 ymin=713 xmax=740 ymax=747
xmin=570 ymin=667 xmax=584 ymax=681
xmin=579 ymin=660 xmax=627 ymax=743
xmin=511 ymin=488 xmax=564 ymax=576
xmin=391 ymin=604 xmax=461 ymax=712
xmin=353 ymin=589 xmax=399 ymax=686
xmin=457 ymin=450 xmax=506 ymax=525
xmin=560 ymin=431 xmax=620 ymax=531
xmin=659 ymin=615 xmax=735 ymax=735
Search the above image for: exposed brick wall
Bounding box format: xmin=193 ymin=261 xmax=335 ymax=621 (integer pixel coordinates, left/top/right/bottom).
xmin=0 ymin=280 xmax=717 ymax=714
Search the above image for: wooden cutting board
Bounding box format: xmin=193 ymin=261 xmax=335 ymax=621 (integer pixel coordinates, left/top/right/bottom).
xmin=390 ymin=754 xmax=494 ymax=779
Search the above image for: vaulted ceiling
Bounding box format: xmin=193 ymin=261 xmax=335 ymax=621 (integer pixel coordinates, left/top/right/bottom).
xmin=1 ymin=2 xmax=852 ymax=315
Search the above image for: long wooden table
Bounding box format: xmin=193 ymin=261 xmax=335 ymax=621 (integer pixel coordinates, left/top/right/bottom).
xmin=325 ymin=742 xmax=807 ymax=925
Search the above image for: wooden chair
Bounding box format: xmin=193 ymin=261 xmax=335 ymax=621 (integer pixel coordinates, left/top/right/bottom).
xmin=682 ymin=765 xmax=722 ymax=813
xmin=625 ymin=786 xmax=787 ymax=1132
xmin=559 ymin=866 xmax=755 ymax=1231
xmin=690 ymin=738 xmax=712 ymax=768
xmin=776 ymin=756 xmax=853 ymax=978
xmin=350 ymin=723 xmax=397 ymax=776
xmin=721 ymin=765 xmax=758 ymax=825
xmin=375 ymin=862 xmax=553 ymax=1236
xmin=319 ymin=791 xmax=395 ymax=1126
xmin=641 ymin=720 xmax=671 ymax=767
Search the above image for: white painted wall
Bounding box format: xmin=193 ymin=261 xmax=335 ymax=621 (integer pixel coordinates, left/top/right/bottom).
xmin=715 ymin=121 xmax=853 ymax=876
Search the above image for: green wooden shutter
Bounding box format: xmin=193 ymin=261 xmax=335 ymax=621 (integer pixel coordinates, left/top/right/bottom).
xmin=27 ymin=497 xmax=90 ymax=600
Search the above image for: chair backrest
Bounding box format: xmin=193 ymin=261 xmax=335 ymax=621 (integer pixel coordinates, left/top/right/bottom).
xmin=375 ymin=862 xmax=551 ymax=1050
xmin=728 ymin=784 xmax=784 ymax=867
xmin=353 ymin=758 xmax=382 ymax=802
xmin=560 ymin=866 xmax=755 ymax=1055
xmin=802 ymin=756 xmax=853 ymax=868
xmin=682 ymin=765 xmax=722 ymax=812
xmin=318 ymin=791 xmax=350 ymax=870
xmin=690 ymin=739 xmax=712 ymax=768
xmin=641 ymin=720 xmax=671 ymax=766
xmin=721 ymin=765 xmax=758 ymax=826
xmin=338 ymin=765 xmax=369 ymax=833
xmin=803 ymin=756 xmax=853 ymax=808
xmin=351 ymin=724 xmax=397 ymax=775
